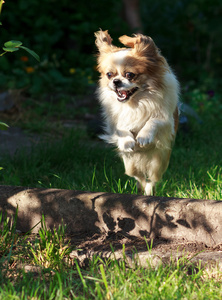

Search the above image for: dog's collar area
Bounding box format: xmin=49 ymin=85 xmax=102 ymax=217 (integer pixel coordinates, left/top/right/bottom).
xmin=116 ymin=87 xmax=139 ymax=102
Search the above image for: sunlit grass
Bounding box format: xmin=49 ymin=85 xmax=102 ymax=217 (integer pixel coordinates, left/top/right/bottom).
xmin=0 ymin=107 xmax=221 ymax=298
xmin=0 ymin=119 xmax=221 ymax=200
xmin=0 ymin=212 xmax=222 ymax=300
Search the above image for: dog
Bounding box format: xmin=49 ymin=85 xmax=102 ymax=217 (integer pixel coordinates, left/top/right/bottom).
xmin=95 ymin=30 xmax=179 ymax=195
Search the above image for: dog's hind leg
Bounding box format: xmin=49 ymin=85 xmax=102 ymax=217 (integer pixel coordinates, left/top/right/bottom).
xmin=144 ymin=181 xmax=156 ymax=196
xmin=122 ymin=154 xmax=157 ymax=196
xmin=134 ymin=176 xmax=156 ymax=196
xmin=135 ymin=176 xmax=147 ymax=194
xmin=122 ymin=154 xmax=147 ymax=194
xmin=144 ymin=149 xmax=171 ymax=196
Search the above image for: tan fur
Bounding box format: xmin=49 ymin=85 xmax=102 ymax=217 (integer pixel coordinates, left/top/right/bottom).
xmin=95 ymin=29 xmax=179 ymax=195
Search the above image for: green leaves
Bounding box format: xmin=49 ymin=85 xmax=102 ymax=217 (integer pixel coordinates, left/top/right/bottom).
xmin=0 ymin=121 xmax=8 ymax=130
xmin=0 ymin=0 xmax=4 ymax=15
xmin=2 ymin=40 xmax=40 ymax=61
xmin=19 ymin=45 xmax=40 ymax=62
xmin=3 ymin=40 xmax=22 ymax=53
xmin=1 ymin=2 xmax=39 ymax=61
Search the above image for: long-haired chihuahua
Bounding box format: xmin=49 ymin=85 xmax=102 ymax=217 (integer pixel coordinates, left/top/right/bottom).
xmin=95 ymin=30 xmax=179 ymax=195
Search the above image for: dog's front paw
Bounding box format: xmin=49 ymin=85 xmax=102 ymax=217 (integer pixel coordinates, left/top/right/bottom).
xmin=118 ymin=136 xmax=135 ymax=152
xmin=124 ymin=140 xmax=135 ymax=152
xmin=136 ymin=135 xmax=153 ymax=147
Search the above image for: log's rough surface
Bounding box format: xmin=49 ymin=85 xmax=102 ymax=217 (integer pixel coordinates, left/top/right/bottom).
xmin=0 ymin=185 xmax=222 ymax=247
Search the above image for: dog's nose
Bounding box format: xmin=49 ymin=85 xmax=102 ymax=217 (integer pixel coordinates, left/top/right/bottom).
xmin=113 ymin=79 xmax=122 ymax=87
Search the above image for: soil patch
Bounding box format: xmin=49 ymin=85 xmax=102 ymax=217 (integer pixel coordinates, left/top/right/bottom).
xmin=69 ymin=231 xmax=222 ymax=269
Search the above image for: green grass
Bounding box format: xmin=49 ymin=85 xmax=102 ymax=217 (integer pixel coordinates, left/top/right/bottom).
xmin=0 ymin=213 xmax=222 ymax=300
xmin=0 ymin=115 xmax=221 ymax=199
xmin=0 ymin=91 xmax=221 ymax=298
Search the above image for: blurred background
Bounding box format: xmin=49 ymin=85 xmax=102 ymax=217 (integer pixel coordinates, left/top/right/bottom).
xmin=0 ymin=0 xmax=222 ymax=125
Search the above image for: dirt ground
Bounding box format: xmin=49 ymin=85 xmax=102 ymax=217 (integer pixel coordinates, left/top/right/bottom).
xmin=69 ymin=231 xmax=222 ymax=269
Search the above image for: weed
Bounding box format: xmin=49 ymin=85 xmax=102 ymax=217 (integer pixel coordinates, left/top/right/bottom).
xmin=27 ymin=216 xmax=72 ymax=270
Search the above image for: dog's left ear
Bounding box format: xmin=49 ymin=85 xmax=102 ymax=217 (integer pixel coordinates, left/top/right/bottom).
xmin=119 ymin=34 xmax=158 ymax=58
xmin=95 ymin=29 xmax=113 ymax=53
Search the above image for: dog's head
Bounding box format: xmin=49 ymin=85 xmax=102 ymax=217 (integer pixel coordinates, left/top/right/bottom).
xmin=95 ymin=30 xmax=166 ymax=103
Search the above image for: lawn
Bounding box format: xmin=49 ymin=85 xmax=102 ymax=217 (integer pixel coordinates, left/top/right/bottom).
xmin=0 ymin=96 xmax=221 ymax=200
xmin=0 ymin=211 xmax=222 ymax=300
xmin=0 ymin=84 xmax=221 ymax=299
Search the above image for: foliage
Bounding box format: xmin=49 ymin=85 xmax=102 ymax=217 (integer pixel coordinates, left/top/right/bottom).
xmin=0 ymin=1 xmax=39 ymax=61
xmin=141 ymin=0 xmax=222 ymax=79
xmin=0 ymin=0 xmax=221 ymax=96
xmin=1 ymin=40 xmax=40 ymax=61
xmin=0 ymin=1 xmax=39 ymax=132
xmin=0 ymin=121 xmax=8 ymax=130
xmin=0 ymin=0 xmax=125 ymax=94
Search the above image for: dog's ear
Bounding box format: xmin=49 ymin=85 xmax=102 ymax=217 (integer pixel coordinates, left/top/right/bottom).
xmin=119 ymin=34 xmax=158 ymax=58
xmin=95 ymin=30 xmax=113 ymax=53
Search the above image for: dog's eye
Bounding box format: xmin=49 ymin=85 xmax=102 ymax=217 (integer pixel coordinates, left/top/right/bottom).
xmin=106 ymin=72 xmax=113 ymax=79
xmin=125 ymin=72 xmax=135 ymax=80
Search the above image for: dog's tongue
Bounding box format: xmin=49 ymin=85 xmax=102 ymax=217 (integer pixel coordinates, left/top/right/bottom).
xmin=117 ymin=89 xmax=127 ymax=100
xmin=116 ymin=87 xmax=138 ymax=102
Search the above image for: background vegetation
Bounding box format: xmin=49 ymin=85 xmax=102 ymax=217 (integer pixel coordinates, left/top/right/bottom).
xmin=0 ymin=0 xmax=222 ymax=96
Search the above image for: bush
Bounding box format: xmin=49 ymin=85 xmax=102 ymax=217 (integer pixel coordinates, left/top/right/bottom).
xmin=0 ymin=0 xmax=222 ymax=96
xmin=0 ymin=0 xmax=126 ymax=94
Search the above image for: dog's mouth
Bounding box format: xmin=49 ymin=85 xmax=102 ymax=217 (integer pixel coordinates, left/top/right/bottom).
xmin=115 ymin=87 xmax=138 ymax=102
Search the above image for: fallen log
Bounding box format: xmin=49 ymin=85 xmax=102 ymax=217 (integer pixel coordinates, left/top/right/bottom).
xmin=0 ymin=185 xmax=222 ymax=247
